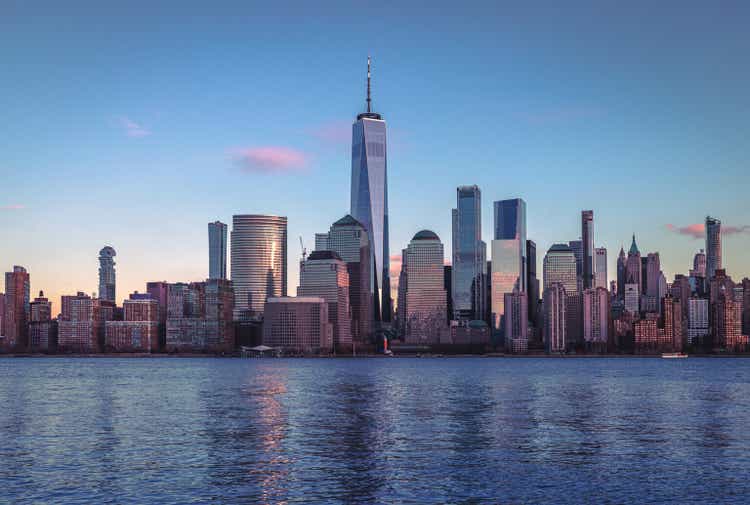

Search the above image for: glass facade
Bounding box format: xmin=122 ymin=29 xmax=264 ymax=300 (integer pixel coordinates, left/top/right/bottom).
xmin=543 ymin=244 xmax=578 ymax=294
xmin=451 ymin=185 xmax=486 ymax=321
xmin=581 ymin=210 xmax=594 ymax=289
xmin=401 ymin=231 xmax=447 ymax=343
xmin=230 ymin=215 xmax=287 ymax=317
xmin=595 ymin=247 xmax=607 ymax=289
xmin=493 ymin=199 xmax=526 ymax=291
xmin=351 ymin=117 xmax=391 ymax=323
xmin=491 ymin=239 xmax=523 ymax=330
xmin=705 ymin=216 xmax=721 ymax=281
xmin=208 ymin=221 xmax=227 ymax=280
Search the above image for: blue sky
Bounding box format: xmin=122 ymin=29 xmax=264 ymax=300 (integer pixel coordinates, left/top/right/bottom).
xmin=2 ymin=1 xmax=749 ymax=307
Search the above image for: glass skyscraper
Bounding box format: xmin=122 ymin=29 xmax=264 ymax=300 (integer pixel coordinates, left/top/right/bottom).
xmin=351 ymin=57 xmax=390 ymax=323
xmin=230 ymin=215 xmax=287 ymax=318
xmin=451 ymin=185 xmax=486 ymax=321
xmin=208 ymin=221 xmax=228 ymax=280
xmin=490 ymin=198 xmax=526 ymax=330
xmin=581 ymin=210 xmax=594 ymax=289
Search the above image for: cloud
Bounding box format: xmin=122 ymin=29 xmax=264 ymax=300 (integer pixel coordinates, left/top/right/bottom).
xmin=1 ymin=204 xmax=25 ymax=210
xmin=309 ymin=120 xmax=351 ymax=145
xmin=665 ymin=223 xmax=750 ymax=239
xmin=119 ymin=117 xmax=151 ymax=137
xmin=231 ymin=146 xmax=309 ymax=174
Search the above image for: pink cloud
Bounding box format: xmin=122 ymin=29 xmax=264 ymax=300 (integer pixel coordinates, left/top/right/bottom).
xmin=1 ymin=204 xmax=25 ymax=210
xmin=119 ymin=117 xmax=151 ymax=137
xmin=665 ymin=223 xmax=750 ymax=239
xmin=232 ymin=146 xmax=309 ymax=174
xmin=309 ymin=120 xmax=351 ymax=145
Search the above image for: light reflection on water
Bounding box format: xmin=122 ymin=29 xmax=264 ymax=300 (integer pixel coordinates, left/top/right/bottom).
xmin=1 ymin=357 xmax=749 ymax=504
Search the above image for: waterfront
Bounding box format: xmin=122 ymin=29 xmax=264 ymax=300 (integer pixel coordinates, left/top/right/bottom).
xmin=1 ymin=358 xmax=749 ymax=504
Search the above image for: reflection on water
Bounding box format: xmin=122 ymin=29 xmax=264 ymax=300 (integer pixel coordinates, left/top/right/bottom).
xmin=1 ymin=357 xmax=749 ymax=504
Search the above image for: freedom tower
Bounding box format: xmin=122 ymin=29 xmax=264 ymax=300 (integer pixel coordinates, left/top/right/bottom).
xmin=351 ymin=57 xmax=391 ymax=323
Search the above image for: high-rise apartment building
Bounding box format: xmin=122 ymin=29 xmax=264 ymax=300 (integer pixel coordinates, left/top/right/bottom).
xmin=4 ymin=266 xmax=30 ymax=349
xmin=351 ymin=57 xmax=391 ymax=323
xmin=230 ymin=214 xmax=287 ymax=318
xmin=583 ymin=287 xmax=610 ymax=350
xmin=208 ymin=221 xmax=228 ymax=280
xmin=705 ymin=216 xmax=722 ymax=282
xmin=298 ymin=250 xmax=351 ymax=350
xmin=29 ymin=290 xmax=55 ymax=350
xmin=400 ymin=230 xmax=448 ymax=343
xmin=98 ymin=246 xmax=116 ymax=302
xmin=594 ymin=247 xmax=607 ymax=289
xmin=105 ymin=298 xmax=160 ymax=352
xmin=504 ymin=290 xmax=528 ymax=353
xmin=581 ymin=210 xmax=594 ymax=289
xmin=687 ymin=297 xmax=709 ymax=346
xmin=543 ymin=283 xmax=567 ymax=352
xmin=452 ymin=185 xmax=486 ymax=321
xmin=58 ymin=292 xmax=113 ymax=351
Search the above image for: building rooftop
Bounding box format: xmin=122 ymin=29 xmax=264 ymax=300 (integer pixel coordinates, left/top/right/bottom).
xmin=548 ymin=243 xmax=573 ymax=253
xmin=333 ymin=214 xmax=364 ymax=228
xmin=412 ymin=230 xmax=440 ymax=241
xmin=307 ymin=250 xmax=343 ymax=261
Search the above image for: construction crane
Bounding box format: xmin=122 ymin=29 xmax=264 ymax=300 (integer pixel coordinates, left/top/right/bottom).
xmin=299 ymin=235 xmax=307 ymax=262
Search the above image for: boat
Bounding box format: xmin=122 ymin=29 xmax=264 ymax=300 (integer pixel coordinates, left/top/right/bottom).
xmin=661 ymin=352 xmax=688 ymax=359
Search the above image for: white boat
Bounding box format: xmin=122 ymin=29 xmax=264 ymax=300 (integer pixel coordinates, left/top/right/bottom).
xmin=661 ymin=352 xmax=688 ymax=359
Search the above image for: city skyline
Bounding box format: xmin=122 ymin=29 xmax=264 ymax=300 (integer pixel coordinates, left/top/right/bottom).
xmin=2 ymin=3 xmax=750 ymax=306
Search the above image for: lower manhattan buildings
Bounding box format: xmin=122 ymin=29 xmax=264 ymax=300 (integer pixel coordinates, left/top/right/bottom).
xmin=230 ymin=214 xmax=287 ymax=319
xmin=263 ymin=297 xmax=332 ymax=353
xmin=3 ymin=266 xmax=30 ymax=349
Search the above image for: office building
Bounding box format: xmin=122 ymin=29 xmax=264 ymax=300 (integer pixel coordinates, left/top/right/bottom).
xmin=568 ymin=240 xmax=583 ymax=281
xmin=400 ymin=230 xmax=448 ymax=343
xmin=543 ymin=244 xmax=577 ymax=294
xmin=616 ymin=246 xmax=627 ymax=299
xmin=452 ymin=185 xmax=486 ymax=321
xmin=687 ymin=297 xmax=708 ymax=346
xmin=624 ymin=283 xmax=639 ymax=314
xmin=262 ymin=297 xmax=332 ymax=353
xmin=230 ymin=214 xmax=287 ymax=317
xmin=625 ymin=235 xmax=642 ymax=297
xmin=0 ymin=292 xmax=5 ymax=337
xmin=527 ymin=239 xmax=540 ymax=329
xmin=98 ymin=246 xmax=116 ymax=302
xmin=491 ymin=198 xmax=526 ymax=330
xmin=208 ymin=221 xmax=228 ymax=280
xmin=298 ymin=250 xmax=351 ymax=349
xmin=317 ymin=214 xmax=372 ymax=343
xmin=351 ymin=57 xmax=391 ymax=323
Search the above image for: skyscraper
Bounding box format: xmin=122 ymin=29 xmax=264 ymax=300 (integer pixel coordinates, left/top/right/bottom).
xmin=400 ymin=230 xmax=448 ymax=343
xmin=490 ymin=198 xmax=526 ymax=330
xmin=568 ymin=240 xmax=583 ymax=281
xmin=98 ymin=246 xmax=116 ymax=302
xmin=583 ymin=287 xmax=610 ymax=351
xmin=351 ymin=56 xmax=390 ymax=323
xmin=230 ymin=214 xmax=287 ymax=318
xmin=705 ymin=216 xmax=722 ymax=282
xmin=581 ymin=210 xmax=594 ymax=289
xmin=298 ymin=250 xmax=352 ymax=350
xmin=317 ymin=215 xmax=372 ymax=343
xmin=263 ymin=297 xmax=332 ymax=353
xmin=543 ymin=283 xmax=567 ymax=352
xmin=625 ymin=235 xmax=642 ymax=296
xmin=594 ymin=247 xmax=607 ymax=289
xmin=543 ymin=244 xmax=577 ymax=294
xmin=504 ymin=290 xmax=528 ymax=353
xmin=208 ymin=220 xmax=228 ymax=280
xmin=3 ymin=266 xmax=30 ymax=349
xmin=452 ymin=185 xmax=486 ymax=321
xmin=527 ymin=239 xmax=540 ymax=328
xmin=29 ymin=290 xmax=55 ymax=350
xmin=616 ymin=246 xmax=627 ymax=299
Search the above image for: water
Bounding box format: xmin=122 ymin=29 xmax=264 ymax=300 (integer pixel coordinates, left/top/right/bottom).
xmin=1 ymin=357 xmax=749 ymax=504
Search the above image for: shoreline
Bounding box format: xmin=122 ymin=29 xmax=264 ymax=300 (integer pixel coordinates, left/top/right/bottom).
xmin=1 ymin=352 xmax=749 ymax=359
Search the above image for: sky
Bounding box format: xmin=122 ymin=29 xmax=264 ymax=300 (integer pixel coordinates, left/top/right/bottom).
xmin=2 ymin=1 xmax=749 ymax=310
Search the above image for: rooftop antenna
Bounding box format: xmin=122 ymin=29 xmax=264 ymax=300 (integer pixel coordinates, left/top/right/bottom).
xmin=366 ymin=55 xmax=372 ymax=113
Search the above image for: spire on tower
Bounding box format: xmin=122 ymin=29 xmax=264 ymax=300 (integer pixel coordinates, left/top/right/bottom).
xmin=366 ymin=55 xmax=372 ymax=113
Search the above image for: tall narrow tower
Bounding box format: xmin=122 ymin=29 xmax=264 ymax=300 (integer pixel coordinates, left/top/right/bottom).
xmin=98 ymin=246 xmax=116 ymax=302
xmin=705 ymin=216 xmax=722 ymax=282
xmin=351 ymin=56 xmax=391 ymax=323
xmin=581 ymin=210 xmax=594 ymax=289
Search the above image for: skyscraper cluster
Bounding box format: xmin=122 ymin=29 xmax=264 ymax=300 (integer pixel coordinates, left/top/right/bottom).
xmin=2 ymin=62 xmax=749 ymax=356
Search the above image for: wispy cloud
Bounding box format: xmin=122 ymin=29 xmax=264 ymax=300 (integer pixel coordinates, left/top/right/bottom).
xmin=1 ymin=204 xmax=25 ymax=210
xmin=231 ymin=146 xmax=309 ymax=174
xmin=119 ymin=117 xmax=151 ymax=137
xmin=665 ymin=223 xmax=750 ymax=239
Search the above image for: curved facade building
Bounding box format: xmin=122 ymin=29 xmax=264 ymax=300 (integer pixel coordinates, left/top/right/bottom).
xmin=230 ymin=215 xmax=287 ymax=318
